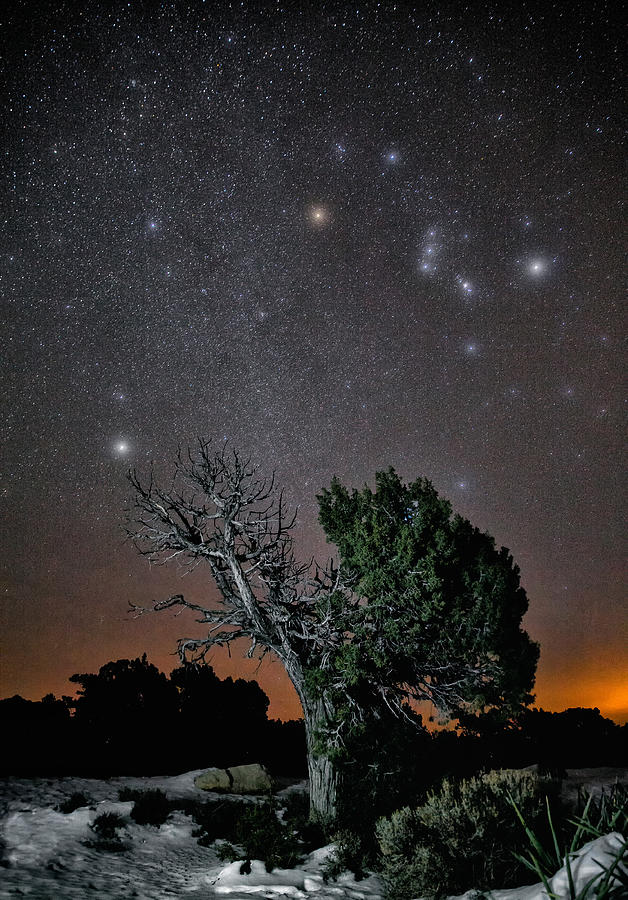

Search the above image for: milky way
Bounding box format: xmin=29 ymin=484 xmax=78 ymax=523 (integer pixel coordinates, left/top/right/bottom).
xmin=1 ymin=1 xmax=625 ymax=721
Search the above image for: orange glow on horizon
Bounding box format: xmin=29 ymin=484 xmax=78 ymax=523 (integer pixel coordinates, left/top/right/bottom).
xmin=3 ymin=645 xmax=627 ymax=726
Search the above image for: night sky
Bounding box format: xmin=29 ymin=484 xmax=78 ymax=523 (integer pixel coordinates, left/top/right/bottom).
xmin=2 ymin=1 xmax=626 ymax=724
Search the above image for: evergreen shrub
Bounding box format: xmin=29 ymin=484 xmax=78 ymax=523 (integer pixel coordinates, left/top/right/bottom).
xmin=83 ymin=811 xmax=128 ymax=852
xmin=187 ymin=798 xmax=248 ymax=846
xmin=129 ymin=789 xmax=171 ymax=826
xmin=91 ymin=811 xmax=126 ymax=840
xmin=56 ymin=791 xmax=91 ymax=813
xmin=376 ymin=769 xmax=556 ymax=899
xmin=215 ymin=799 xmax=302 ymax=872
xmin=282 ymin=790 xmax=326 ymax=853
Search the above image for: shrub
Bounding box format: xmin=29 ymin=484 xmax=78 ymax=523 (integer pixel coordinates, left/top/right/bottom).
xmin=323 ymin=828 xmax=372 ymax=883
xmin=83 ymin=811 xmax=127 ymax=852
xmin=376 ymin=769 xmax=556 ymax=899
xmin=117 ymin=786 xmax=141 ymax=802
xmin=281 ymin=791 xmax=326 ymax=853
xmin=56 ymin=791 xmax=91 ymax=813
xmin=130 ymin=789 xmax=171 ymax=827
xmin=91 ymin=811 xmax=126 ymax=840
xmin=215 ymin=799 xmax=302 ymax=872
xmin=186 ymin=798 xmax=249 ymax=846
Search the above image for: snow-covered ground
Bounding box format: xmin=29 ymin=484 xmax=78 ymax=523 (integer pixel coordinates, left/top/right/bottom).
xmin=0 ymin=768 xmax=625 ymax=899
xmin=0 ymin=770 xmax=382 ymax=899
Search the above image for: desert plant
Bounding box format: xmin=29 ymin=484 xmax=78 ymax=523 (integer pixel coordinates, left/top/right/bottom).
xmin=322 ymin=828 xmax=373 ymax=883
xmin=376 ymin=769 xmax=555 ymax=899
xmin=91 ymin=811 xmax=126 ymax=840
xmin=129 ymin=789 xmax=171 ymax=827
xmin=215 ymin=799 xmax=302 ymax=872
xmin=83 ymin=811 xmax=127 ymax=852
xmin=510 ymin=786 xmax=628 ymax=899
xmin=573 ymin=784 xmax=628 ymax=838
xmin=56 ymin=791 xmax=91 ymax=813
xmin=117 ymin=786 xmax=142 ymax=802
xmin=186 ymin=798 xmax=249 ymax=846
xmin=281 ymin=791 xmax=327 ymax=853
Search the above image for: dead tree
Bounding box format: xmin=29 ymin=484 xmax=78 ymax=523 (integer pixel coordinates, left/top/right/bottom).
xmin=126 ymin=440 xmax=352 ymax=822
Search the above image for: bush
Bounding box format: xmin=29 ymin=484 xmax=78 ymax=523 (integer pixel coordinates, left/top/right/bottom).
xmin=186 ymin=798 xmax=249 ymax=846
xmin=91 ymin=811 xmax=126 ymax=840
xmin=216 ymin=799 xmax=302 ymax=872
xmin=117 ymin=786 xmax=141 ymax=802
xmin=130 ymin=789 xmax=171 ymax=827
xmin=83 ymin=811 xmax=128 ymax=852
xmin=376 ymin=769 xmax=556 ymax=899
xmin=323 ymin=828 xmax=372 ymax=883
xmin=56 ymin=792 xmax=91 ymax=814
xmin=281 ymin=791 xmax=326 ymax=854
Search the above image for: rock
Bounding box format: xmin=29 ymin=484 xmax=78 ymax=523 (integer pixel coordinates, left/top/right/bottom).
xmin=193 ymin=768 xmax=232 ymax=792
xmin=228 ymin=764 xmax=273 ymax=793
xmin=194 ymin=763 xmax=273 ymax=794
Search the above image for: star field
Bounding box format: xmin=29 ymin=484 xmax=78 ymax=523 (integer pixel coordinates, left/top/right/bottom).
xmin=1 ymin=1 xmax=625 ymax=721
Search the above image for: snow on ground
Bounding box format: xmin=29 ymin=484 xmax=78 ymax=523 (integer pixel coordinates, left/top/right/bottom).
xmin=0 ymin=771 xmax=381 ymax=900
xmin=0 ymin=769 xmax=625 ymax=899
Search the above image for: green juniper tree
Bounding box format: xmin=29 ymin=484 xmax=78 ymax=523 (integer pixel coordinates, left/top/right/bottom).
xmin=127 ymin=442 xmax=538 ymax=823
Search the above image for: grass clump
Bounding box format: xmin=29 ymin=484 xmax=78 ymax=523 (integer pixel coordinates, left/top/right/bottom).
xmin=56 ymin=791 xmax=91 ymax=814
xmin=376 ymin=769 xmax=555 ymax=899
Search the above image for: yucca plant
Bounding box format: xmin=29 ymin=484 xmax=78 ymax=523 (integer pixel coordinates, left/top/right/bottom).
xmin=507 ymin=786 xmax=628 ymax=899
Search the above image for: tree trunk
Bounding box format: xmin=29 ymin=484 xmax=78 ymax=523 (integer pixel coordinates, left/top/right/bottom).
xmin=306 ymin=741 xmax=340 ymax=825
xmin=284 ymin=659 xmax=341 ymax=825
xmin=301 ymin=693 xmax=341 ymax=825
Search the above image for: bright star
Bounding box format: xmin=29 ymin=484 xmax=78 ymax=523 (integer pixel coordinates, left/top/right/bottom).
xmin=529 ymin=259 xmax=544 ymax=274
xmin=308 ymin=205 xmax=329 ymax=226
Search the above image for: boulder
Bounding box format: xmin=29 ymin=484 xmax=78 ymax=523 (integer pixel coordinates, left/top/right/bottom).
xmin=194 ymin=767 xmax=232 ymax=792
xmin=194 ymin=763 xmax=273 ymax=794
xmin=228 ymin=764 xmax=273 ymax=794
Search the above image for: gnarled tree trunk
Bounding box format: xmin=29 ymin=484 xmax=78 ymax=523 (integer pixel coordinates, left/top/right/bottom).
xmin=299 ymin=689 xmax=341 ymax=825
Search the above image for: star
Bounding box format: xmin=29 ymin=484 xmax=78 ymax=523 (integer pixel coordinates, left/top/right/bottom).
xmin=308 ymin=205 xmax=329 ymax=226
xmin=529 ymin=259 xmax=545 ymax=275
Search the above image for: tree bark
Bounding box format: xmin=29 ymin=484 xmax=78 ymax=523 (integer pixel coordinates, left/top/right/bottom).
xmin=300 ymin=691 xmax=341 ymax=825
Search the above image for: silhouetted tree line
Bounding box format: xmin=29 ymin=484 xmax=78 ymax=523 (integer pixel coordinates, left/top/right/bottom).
xmin=1 ymin=655 xmax=626 ymax=780
xmin=0 ymin=655 xmax=306 ymax=777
